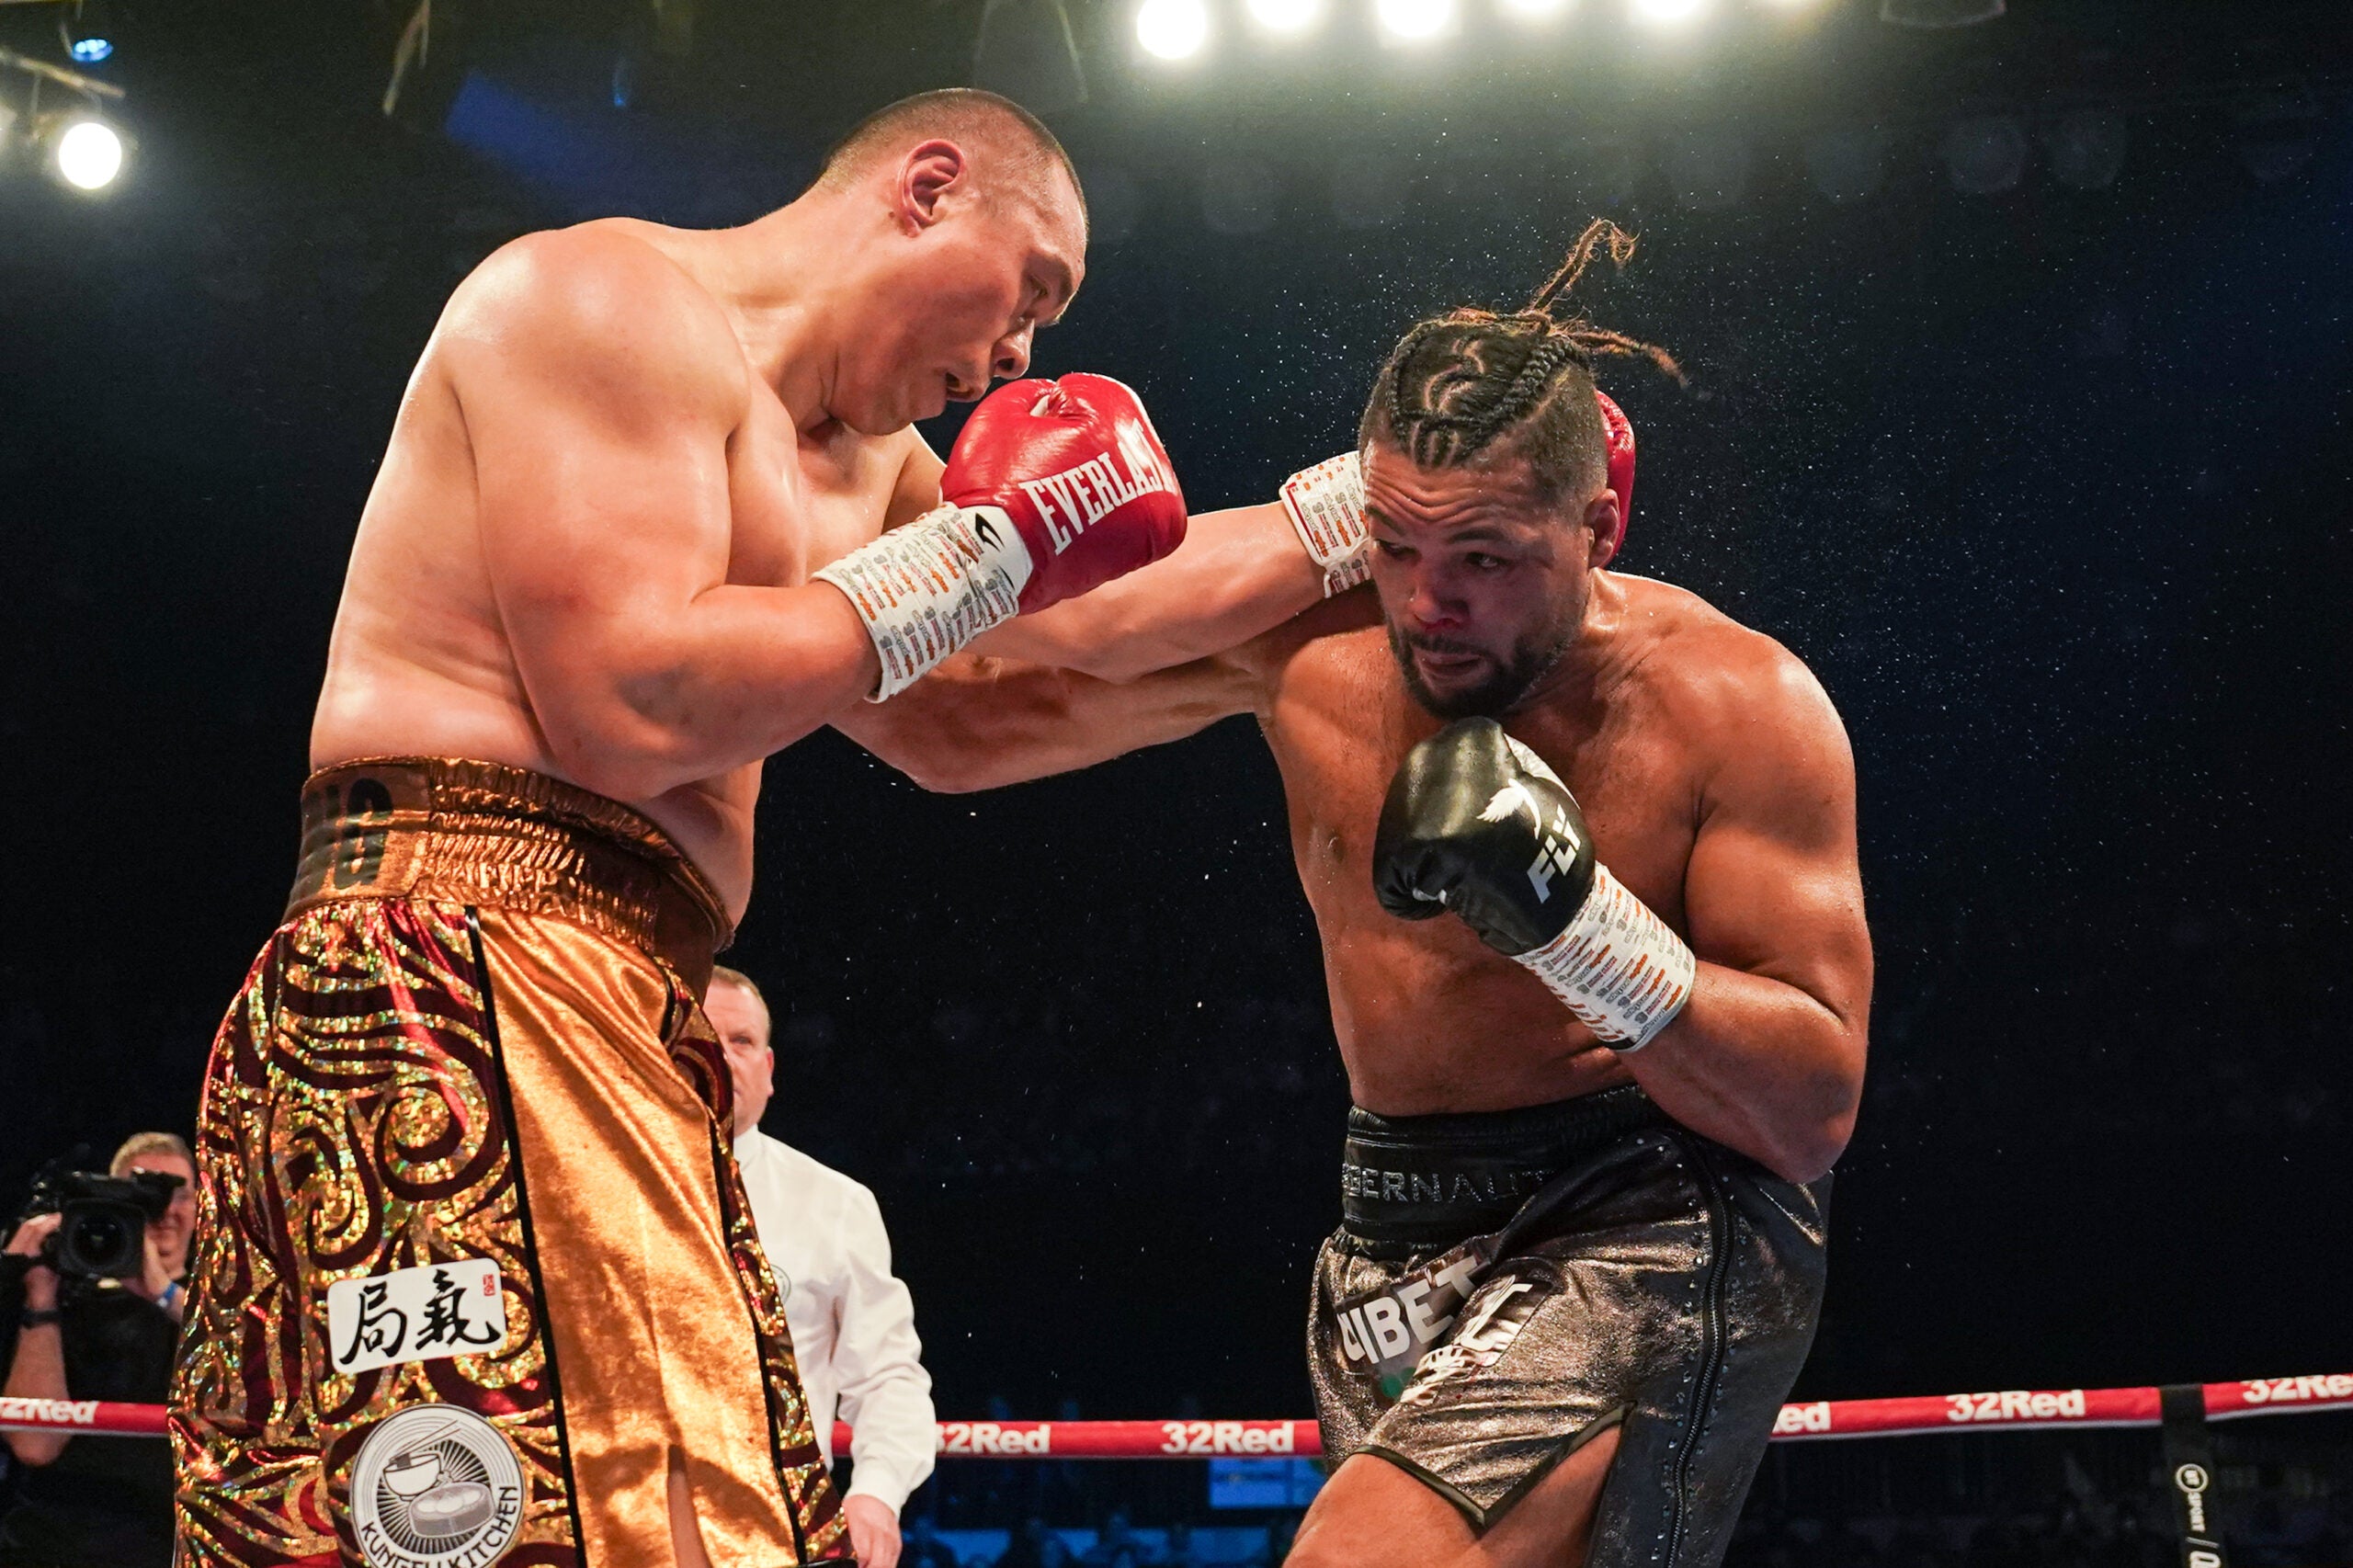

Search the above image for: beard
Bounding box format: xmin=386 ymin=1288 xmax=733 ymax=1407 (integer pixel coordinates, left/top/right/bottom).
xmin=1387 ymin=616 xmax=1578 ymax=720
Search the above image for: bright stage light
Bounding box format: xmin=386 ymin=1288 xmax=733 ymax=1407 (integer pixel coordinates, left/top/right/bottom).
xmin=1628 ymin=0 xmax=1709 ymax=28
xmin=1135 ymin=0 xmax=1211 ymax=61
xmin=53 ymin=117 xmax=124 ymax=190
xmin=1376 ymin=0 xmax=1456 ymax=43
xmin=1495 ymin=0 xmax=1572 ymax=20
xmin=1247 ymin=0 xmax=1325 ymax=32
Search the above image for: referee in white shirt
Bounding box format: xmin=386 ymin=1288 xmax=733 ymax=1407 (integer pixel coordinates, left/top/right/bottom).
xmin=708 ymin=966 xmax=938 ymax=1568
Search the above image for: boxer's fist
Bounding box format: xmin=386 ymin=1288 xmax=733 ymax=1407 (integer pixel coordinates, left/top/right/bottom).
xmin=1373 ymin=718 xmax=1594 ymax=958
xmin=1374 ymin=718 xmax=1695 ymax=1050
xmin=944 ymin=373 xmax=1188 ymax=615
xmin=815 ymin=375 xmax=1188 ymax=699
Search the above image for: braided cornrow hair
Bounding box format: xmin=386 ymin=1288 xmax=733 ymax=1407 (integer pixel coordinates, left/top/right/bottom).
xmin=1361 ymin=220 xmax=1683 ymax=499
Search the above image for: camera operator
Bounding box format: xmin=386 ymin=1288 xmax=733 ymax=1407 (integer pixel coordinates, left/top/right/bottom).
xmin=0 ymin=1133 xmax=196 ymax=1565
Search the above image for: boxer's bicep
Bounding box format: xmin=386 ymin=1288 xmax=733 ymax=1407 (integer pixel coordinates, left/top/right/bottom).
xmin=451 ymin=245 xmax=743 ymax=720
xmin=1680 ymin=658 xmax=1871 ymax=1038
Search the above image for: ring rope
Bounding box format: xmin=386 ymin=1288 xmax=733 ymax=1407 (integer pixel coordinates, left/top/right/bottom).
xmin=4 ymin=1374 xmax=2348 ymax=1453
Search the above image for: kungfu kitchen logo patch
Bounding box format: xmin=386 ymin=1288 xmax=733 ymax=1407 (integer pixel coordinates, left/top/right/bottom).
xmin=350 ymin=1403 xmax=524 ymax=1568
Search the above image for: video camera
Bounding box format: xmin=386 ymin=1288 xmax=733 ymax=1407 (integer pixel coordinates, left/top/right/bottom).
xmin=17 ymin=1149 xmax=183 ymax=1283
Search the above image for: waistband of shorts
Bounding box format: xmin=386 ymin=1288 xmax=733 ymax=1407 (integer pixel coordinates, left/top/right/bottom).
xmin=285 ymin=756 xmax=731 ymax=992
xmin=1340 ymin=1085 xmax=1670 ymax=1250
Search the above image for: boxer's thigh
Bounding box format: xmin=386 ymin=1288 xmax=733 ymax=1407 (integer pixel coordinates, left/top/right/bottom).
xmin=1586 ymin=1140 xmax=1828 ymax=1568
xmin=472 ymin=905 xmax=816 ymax=1567
xmin=174 ymin=899 xmax=572 ymax=1568
xmin=1290 ymin=1426 xmax=1624 ymax=1568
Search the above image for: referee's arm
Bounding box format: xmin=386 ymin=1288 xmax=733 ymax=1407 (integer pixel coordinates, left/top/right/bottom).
xmin=830 ymin=1187 xmax=937 ymax=1513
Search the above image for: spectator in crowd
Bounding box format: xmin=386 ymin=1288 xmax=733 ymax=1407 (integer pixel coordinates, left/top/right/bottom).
xmin=710 ymin=966 xmax=938 ymax=1568
xmin=0 ymin=1132 xmax=196 ymax=1565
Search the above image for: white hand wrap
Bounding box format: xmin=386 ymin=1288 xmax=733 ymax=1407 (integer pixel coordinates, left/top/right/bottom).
xmin=813 ymin=505 xmax=1033 ymax=701
xmin=1514 ymin=864 xmax=1697 ymax=1052
xmin=1279 ymin=453 xmax=1371 ymax=597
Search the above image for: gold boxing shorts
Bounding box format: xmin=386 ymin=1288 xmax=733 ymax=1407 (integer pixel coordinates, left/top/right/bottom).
xmin=169 ymin=758 xmax=847 ymax=1567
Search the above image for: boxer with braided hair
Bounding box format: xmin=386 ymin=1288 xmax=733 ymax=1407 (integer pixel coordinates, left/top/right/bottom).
xmin=1270 ymin=219 xmax=1677 ymax=607
xmin=1371 ymin=220 xmax=1679 ymax=488
xmin=844 ymin=219 xmax=1870 ymax=1568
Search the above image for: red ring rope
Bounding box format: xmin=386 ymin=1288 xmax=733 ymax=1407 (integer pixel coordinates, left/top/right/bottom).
xmin=5 ymin=1375 xmax=2349 ymax=1452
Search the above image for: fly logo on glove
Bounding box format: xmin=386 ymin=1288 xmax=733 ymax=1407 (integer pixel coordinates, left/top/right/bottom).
xmin=1526 ymin=806 xmax=1585 ymax=903
xmin=1374 ymin=718 xmax=1695 ymax=1052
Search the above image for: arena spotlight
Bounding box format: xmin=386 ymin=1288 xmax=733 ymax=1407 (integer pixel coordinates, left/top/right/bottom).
xmin=50 ymin=114 xmax=125 ymax=190
xmin=0 ymin=44 xmax=128 ymax=187
xmin=1135 ymin=0 xmax=1211 ymax=60
xmin=1628 ymin=0 xmax=1710 ymax=28
xmin=1376 ymin=0 xmax=1456 ymax=44
xmin=1246 ymin=0 xmax=1325 ymax=33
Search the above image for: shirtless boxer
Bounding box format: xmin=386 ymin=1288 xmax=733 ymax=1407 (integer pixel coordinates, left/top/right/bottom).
xmin=168 ymin=89 xmax=1338 ymax=1568
xmin=847 ymin=225 xmax=1872 ymax=1568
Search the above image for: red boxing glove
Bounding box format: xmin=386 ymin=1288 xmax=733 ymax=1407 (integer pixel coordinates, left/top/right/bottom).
xmin=1595 ymin=391 xmax=1635 ymax=564
xmin=941 ymin=373 xmax=1188 ymax=614
xmin=815 ymin=374 xmax=1189 ymax=699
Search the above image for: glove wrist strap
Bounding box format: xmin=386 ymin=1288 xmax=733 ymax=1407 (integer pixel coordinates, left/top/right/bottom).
xmin=1514 ymin=864 xmax=1697 ymax=1052
xmin=814 ymin=505 xmax=1033 ymax=701
xmin=1279 ymin=453 xmax=1371 ymax=597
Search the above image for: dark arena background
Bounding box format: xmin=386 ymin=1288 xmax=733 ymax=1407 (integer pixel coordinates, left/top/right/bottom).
xmin=3 ymin=0 xmax=2350 ymax=1563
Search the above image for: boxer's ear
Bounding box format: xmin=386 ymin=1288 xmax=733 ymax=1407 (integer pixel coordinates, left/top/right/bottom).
xmin=1583 ymin=490 xmax=1624 ymax=569
xmin=898 ymin=138 xmax=970 ymax=233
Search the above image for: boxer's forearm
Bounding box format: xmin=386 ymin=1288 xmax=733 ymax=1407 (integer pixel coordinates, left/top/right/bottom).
xmin=835 ymin=653 xmax=1256 ymax=794
xmin=529 ymin=582 xmax=881 ymax=800
xmin=973 ymin=502 xmax=1322 ymax=684
xmin=1618 ymin=964 xmax=1864 ymax=1186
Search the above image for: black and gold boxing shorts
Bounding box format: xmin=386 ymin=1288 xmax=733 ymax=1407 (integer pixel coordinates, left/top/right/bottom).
xmin=1308 ymin=1085 xmax=1826 ymax=1566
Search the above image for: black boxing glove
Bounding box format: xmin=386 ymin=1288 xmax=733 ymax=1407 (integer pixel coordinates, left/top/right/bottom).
xmin=1373 ymin=718 xmax=1695 ymax=1051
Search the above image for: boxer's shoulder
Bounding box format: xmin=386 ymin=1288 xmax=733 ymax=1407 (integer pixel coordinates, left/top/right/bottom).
xmin=1610 ymin=574 xmax=1821 ymax=713
xmin=438 ymin=222 xmax=747 ymax=415
xmin=1608 ymin=574 xmax=1848 ymax=794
